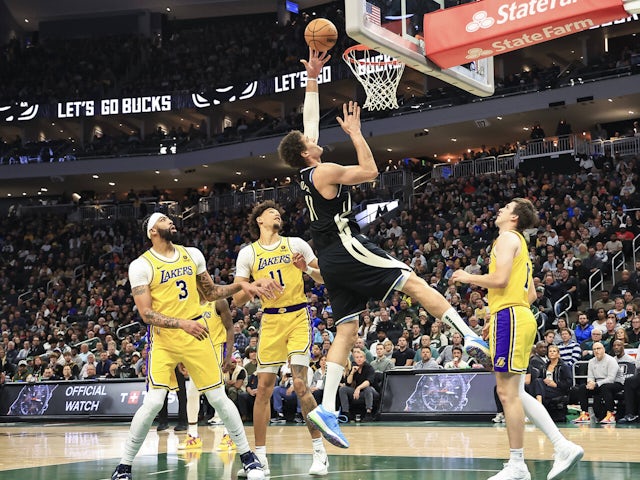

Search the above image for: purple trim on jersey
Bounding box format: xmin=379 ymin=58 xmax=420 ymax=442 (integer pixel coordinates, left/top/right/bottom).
xmin=493 ymin=308 xmax=513 ymax=373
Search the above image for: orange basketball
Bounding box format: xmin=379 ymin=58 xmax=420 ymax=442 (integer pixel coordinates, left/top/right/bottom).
xmin=304 ymin=18 xmax=338 ymax=52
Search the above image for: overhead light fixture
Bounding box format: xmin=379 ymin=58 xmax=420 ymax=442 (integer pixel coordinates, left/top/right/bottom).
xmin=166 ymin=7 xmax=171 ymax=12
xmin=451 ymin=138 xmax=457 ymax=142
xmin=40 ymin=187 xmax=48 ymax=192
xmin=72 ymin=193 xmax=81 ymax=202
xmin=202 ymin=164 xmax=208 ymax=168
xmin=22 ymin=192 xmax=27 ymax=196
xmin=497 ymin=116 xmax=503 ymax=120
xmin=92 ymin=174 xmax=99 ymax=179
xmin=608 ymin=98 xmax=613 ymax=102
xmin=386 ymin=148 xmax=392 ymax=152
xmin=7 ymin=193 xmax=11 ymax=197
xmin=155 ymin=170 xmax=160 ymax=174
xmin=108 ymin=182 xmax=115 ymax=186
xmin=174 ymin=178 xmax=178 ymax=182
xmin=235 ymin=171 xmax=242 ymax=175
xmin=24 ymin=19 xmax=29 ymax=23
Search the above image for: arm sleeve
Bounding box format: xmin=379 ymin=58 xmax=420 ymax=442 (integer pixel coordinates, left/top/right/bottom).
xmin=185 ymin=247 xmax=207 ymax=275
xmin=289 ymin=237 xmax=317 ymax=264
xmin=235 ymin=246 xmax=255 ymax=279
xmin=128 ymin=257 xmax=153 ymax=288
xmin=303 ymin=91 xmax=320 ymax=143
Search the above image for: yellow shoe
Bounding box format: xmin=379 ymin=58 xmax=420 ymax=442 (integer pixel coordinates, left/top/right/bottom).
xmin=177 ymin=434 xmax=203 ymax=450
xmin=216 ymin=433 xmax=237 ymax=451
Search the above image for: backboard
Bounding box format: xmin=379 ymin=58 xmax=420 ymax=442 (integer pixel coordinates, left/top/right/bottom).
xmin=345 ymin=0 xmax=495 ymax=97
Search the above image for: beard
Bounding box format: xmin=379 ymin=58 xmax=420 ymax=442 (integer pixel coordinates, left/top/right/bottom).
xmin=157 ymin=227 xmax=181 ymax=243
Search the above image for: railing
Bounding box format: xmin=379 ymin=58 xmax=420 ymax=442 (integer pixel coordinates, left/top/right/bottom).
xmin=116 ymin=322 xmax=144 ymax=341
xmin=18 ymin=290 xmax=34 ymax=303
xmin=588 ymin=270 xmax=604 ymax=307
xmin=432 ymin=154 xmax=517 ymax=180
xmin=553 ymin=293 xmax=572 ymax=326
xmin=610 ymin=250 xmax=626 ymax=286
xmin=77 ymin=201 xmax=180 ymax=222
xmin=73 ymin=264 xmax=85 ymax=278
xmin=634 ymin=233 xmax=640 ymax=267
xmin=588 ymin=135 xmax=640 ymax=158
xmin=517 ymin=135 xmax=575 ymax=160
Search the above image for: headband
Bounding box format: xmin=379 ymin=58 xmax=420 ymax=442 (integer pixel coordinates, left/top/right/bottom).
xmin=146 ymin=212 xmax=164 ymax=239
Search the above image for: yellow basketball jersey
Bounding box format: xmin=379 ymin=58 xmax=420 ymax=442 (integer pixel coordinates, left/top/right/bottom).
xmin=251 ymin=237 xmax=306 ymax=308
xmin=487 ymin=230 xmax=532 ymax=312
xmin=201 ymin=301 xmax=226 ymax=345
xmin=141 ymin=244 xmax=201 ymax=322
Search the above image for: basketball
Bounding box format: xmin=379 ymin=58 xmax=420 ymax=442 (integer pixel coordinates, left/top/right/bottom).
xmin=304 ymin=18 xmax=338 ymax=52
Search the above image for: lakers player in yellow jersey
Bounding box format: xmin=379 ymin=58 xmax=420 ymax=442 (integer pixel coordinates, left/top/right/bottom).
xmin=112 ymin=213 xmax=281 ymax=480
xmin=451 ymin=199 xmax=582 ymax=480
xmin=233 ymin=200 xmax=329 ymax=477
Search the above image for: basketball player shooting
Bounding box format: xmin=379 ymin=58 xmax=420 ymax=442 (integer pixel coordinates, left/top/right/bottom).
xmin=277 ymin=48 xmax=491 ymax=449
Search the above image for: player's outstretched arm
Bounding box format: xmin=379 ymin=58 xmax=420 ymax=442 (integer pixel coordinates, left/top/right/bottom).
xmin=301 ymin=48 xmax=330 ymax=142
xmin=198 ymin=271 xmax=282 ymax=302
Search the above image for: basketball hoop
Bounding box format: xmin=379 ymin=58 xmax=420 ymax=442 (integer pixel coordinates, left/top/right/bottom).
xmin=342 ymin=44 xmax=405 ymax=111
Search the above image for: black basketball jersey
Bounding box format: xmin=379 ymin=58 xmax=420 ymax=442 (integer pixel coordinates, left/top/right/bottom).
xmin=299 ymin=166 xmax=361 ymax=252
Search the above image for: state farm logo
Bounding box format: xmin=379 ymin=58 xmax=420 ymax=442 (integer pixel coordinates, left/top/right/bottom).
xmin=466 ymin=11 xmax=495 ymax=32
xmin=465 ymin=0 xmax=578 ymax=33
xmin=466 ymin=47 xmax=494 ymax=60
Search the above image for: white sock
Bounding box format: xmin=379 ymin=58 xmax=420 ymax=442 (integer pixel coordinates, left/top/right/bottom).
xmin=121 ymin=388 xmax=167 ymax=465
xmin=441 ymin=307 xmax=476 ymax=338
xmin=188 ymin=423 xmax=199 ymax=438
xmin=510 ymin=448 xmax=525 ymax=465
xmin=312 ymin=437 xmax=325 ymax=453
xmin=518 ymin=376 xmax=566 ymax=448
xmin=204 ymin=387 xmax=250 ymax=454
xmin=322 ymin=362 xmax=345 ymax=413
xmin=255 ymin=445 xmax=266 ymax=456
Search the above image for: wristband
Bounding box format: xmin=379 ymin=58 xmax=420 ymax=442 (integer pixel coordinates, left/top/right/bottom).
xmin=305 ymin=266 xmax=316 ymax=275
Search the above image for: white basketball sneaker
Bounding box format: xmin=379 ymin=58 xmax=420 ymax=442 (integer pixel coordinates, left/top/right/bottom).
xmin=308 ymin=449 xmax=329 ymax=476
xmin=488 ymin=462 xmax=531 ymax=480
xmin=547 ymin=441 xmax=583 ymax=480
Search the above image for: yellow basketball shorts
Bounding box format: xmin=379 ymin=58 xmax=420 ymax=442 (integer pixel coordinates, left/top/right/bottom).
xmin=256 ymin=308 xmax=312 ymax=368
xmin=147 ymin=317 xmax=224 ymax=392
xmin=489 ymin=305 xmax=537 ymax=374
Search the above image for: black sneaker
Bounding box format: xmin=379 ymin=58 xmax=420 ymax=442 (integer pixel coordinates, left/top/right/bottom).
xmin=294 ymin=412 xmax=305 ymax=424
xmin=157 ymin=422 xmax=169 ymax=432
xmin=619 ymin=414 xmax=639 ymax=424
xmin=363 ymin=412 xmax=375 ymax=422
xmin=270 ymin=413 xmax=286 ymax=424
xmin=111 ymin=464 xmax=132 ymax=480
xmin=174 ymin=423 xmax=188 ymax=432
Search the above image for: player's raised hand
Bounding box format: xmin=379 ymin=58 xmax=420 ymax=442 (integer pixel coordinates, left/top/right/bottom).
xmin=301 ymin=48 xmax=331 ymax=80
xmin=337 ymin=101 xmax=361 ymax=136
xmin=181 ymin=319 xmax=209 ymax=341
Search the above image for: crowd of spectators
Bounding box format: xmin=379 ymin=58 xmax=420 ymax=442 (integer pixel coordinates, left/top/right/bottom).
xmin=1 ymin=144 xmax=640 ymax=423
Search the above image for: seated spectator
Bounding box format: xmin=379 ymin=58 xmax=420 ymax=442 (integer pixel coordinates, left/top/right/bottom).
xmin=83 ymin=363 xmax=98 ymax=380
xmin=574 ymin=311 xmax=593 ymax=344
xmin=618 ymin=351 xmax=640 ymax=424
xmin=414 ymin=346 xmax=441 ymax=370
xmin=591 ymin=309 xmax=609 ymax=333
xmin=467 ymin=315 xmax=483 ymax=336
xmin=0 ymin=346 xmax=16 ymax=379
xmin=40 ymin=367 xmax=59 ymax=381
xmin=371 ymin=344 xmax=394 ymax=373
xmin=580 ymin=329 xmax=606 ymax=361
xmin=391 ymin=337 xmax=415 ymax=367
xmin=429 ymin=322 xmax=448 ymax=350
xmin=444 ymin=346 xmax=470 ymax=369
xmin=608 ymin=297 xmax=627 ymax=322
xmin=592 ymin=290 xmax=615 ymax=312
xmin=603 ymin=316 xmax=621 ymax=344
xmin=412 ymin=335 xmax=438 ymax=363
xmin=557 ymin=328 xmax=581 ymax=368
xmin=552 ymin=318 xmax=576 ymax=344
xmin=532 ymin=286 xmax=552 ymax=329
xmin=338 ymin=348 xmax=379 ymax=422
xmin=350 ymin=337 xmax=374 ymax=363
xmin=537 ymin=344 xmax=572 ymax=422
xmin=224 ymin=356 xmax=247 ymax=406
xmin=572 ymin=342 xmax=624 ymax=424
xmin=309 ymin=355 xmax=327 ymax=405
xmin=627 ymin=315 xmax=640 ymax=346
xmin=61 ymin=364 xmax=77 ymax=381
xmin=12 ymin=359 xmax=30 ymax=381
xmin=529 ymin=341 xmax=548 ymax=373
xmin=105 ymin=363 xmax=122 ymax=379
xmin=437 ymin=332 xmax=469 ymax=366
xmin=96 ymin=351 xmax=112 ymax=377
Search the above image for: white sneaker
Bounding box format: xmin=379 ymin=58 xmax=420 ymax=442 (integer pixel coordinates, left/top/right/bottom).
xmin=488 ymin=462 xmax=531 ymax=480
xmin=492 ymin=412 xmax=505 ymax=423
xmin=207 ymin=416 xmax=224 ymax=425
xmin=308 ymin=449 xmax=329 ymax=476
xmin=547 ymin=441 xmax=583 ymax=480
xmin=237 ymin=453 xmax=270 ymax=477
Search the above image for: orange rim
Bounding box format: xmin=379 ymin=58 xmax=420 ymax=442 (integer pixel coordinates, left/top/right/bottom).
xmin=342 ymin=44 xmax=403 ymax=66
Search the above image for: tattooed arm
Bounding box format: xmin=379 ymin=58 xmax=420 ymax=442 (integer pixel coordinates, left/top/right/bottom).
xmin=131 ymin=285 xmax=208 ymax=340
xmin=198 ymin=271 xmax=283 ymax=303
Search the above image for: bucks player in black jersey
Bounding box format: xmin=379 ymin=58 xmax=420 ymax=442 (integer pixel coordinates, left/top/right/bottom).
xmin=277 ymin=49 xmax=490 ymax=449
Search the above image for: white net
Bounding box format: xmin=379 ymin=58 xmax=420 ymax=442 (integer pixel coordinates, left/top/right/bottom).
xmin=342 ymin=45 xmax=405 ymax=111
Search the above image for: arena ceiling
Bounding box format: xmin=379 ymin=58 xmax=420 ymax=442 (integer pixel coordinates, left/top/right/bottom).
xmin=1 ymin=1 xmax=639 ymax=199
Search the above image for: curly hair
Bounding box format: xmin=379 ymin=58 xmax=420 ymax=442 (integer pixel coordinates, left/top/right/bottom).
xmin=278 ymin=130 xmax=307 ymax=168
xmin=247 ymin=200 xmax=284 ymax=240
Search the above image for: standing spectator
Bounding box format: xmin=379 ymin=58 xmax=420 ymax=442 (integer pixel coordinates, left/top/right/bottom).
xmin=572 ymin=342 xmax=624 ymax=424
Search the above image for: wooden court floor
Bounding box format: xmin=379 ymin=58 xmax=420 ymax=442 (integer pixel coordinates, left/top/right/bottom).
xmin=0 ymin=421 xmax=638 ymax=480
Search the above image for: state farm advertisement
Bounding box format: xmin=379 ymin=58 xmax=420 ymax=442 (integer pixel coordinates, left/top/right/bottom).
xmin=424 ymin=0 xmax=629 ymax=68
xmin=0 ymin=380 xmax=178 ymax=419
